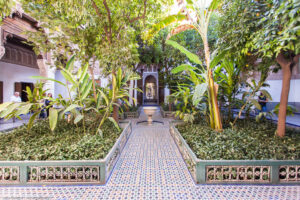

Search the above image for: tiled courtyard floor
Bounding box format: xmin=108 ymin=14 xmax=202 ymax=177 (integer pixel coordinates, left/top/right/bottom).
xmin=0 ymin=108 xmax=299 ymax=199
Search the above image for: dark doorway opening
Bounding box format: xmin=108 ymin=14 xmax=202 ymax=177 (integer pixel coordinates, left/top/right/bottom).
xmin=15 ymin=82 xmax=34 ymax=102
xmin=21 ymin=82 xmax=34 ymax=102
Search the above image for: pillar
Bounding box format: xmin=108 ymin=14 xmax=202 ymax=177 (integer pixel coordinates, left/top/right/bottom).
xmin=0 ymin=27 xmax=5 ymax=60
xmin=37 ymin=56 xmax=56 ymax=96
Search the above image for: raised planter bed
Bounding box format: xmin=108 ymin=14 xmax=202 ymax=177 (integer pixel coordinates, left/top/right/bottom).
xmin=124 ymin=107 xmax=141 ymax=119
xmin=0 ymin=121 xmax=132 ymax=185
xmin=160 ymin=106 xmax=175 ymax=118
xmin=169 ymin=121 xmax=300 ymax=184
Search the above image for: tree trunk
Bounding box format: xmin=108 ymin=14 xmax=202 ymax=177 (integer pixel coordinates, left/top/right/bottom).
xmin=113 ymin=103 xmax=119 ymax=123
xmin=276 ymin=52 xmax=292 ymax=137
xmin=203 ymin=37 xmax=222 ymax=131
xmin=112 ymin=69 xmax=119 ymax=123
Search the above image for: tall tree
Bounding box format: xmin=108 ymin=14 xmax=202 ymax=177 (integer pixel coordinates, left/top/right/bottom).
xmin=218 ymin=0 xmax=300 ymax=137
xmin=21 ymin=0 xmax=170 ymax=122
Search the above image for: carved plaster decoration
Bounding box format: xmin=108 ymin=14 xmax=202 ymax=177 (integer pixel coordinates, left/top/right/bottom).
xmin=11 ymin=2 xmax=24 ymax=18
xmin=0 ymin=27 xmax=5 ymax=60
xmin=37 ymin=58 xmax=48 ymax=77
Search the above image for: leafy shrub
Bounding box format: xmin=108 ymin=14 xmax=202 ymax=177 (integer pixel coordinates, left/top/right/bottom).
xmin=122 ymin=105 xmax=139 ymax=112
xmin=0 ymin=116 xmax=121 ymax=161
xmin=176 ymin=120 xmax=300 ymax=160
xmin=160 ymin=103 xmax=172 ymax=111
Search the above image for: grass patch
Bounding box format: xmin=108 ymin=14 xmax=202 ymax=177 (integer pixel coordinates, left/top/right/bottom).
xmin=176 ymin=120 xmax=300 ymax=160
xmin=0 ymin=116 xmax=121 ymax=161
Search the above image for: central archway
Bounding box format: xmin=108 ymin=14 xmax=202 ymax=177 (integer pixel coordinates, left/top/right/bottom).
xmin=143 ymin=75 xmax=158 ymax=104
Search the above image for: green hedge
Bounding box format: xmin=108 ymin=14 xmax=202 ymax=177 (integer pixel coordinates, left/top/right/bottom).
xmin=176 ymin=120 xmax=300 ymax=160
xmin=0 ymin=117 xmax=120 ymax=161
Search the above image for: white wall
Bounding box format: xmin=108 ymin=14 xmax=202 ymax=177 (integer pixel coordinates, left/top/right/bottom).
xmin=265 ymin=79 xmax=300 ymax=102
xmin=0 ymin=61 xmax=39 ymax=102
xmin=164 ymin=87 xmax=170 ymax=103
xmin=54 ymin=70 xmax=69 ymax=99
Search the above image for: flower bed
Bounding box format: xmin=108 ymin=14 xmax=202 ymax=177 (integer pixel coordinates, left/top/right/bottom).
xmin=0 ymin=119 xmax=132 ymax=185
xmin=170 ymin=121 xmax=300 ymax=184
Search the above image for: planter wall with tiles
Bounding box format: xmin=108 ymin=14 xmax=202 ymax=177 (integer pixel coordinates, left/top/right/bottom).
xmin=123 ymin=107 xmax=141 ymax=119
xmin=160 ymin=107 xmax=175 ymax=118
xmin=0 ymin=121 xmax=132 ymax=186
xmin=169 ymin=122 xmax=300 ymax=184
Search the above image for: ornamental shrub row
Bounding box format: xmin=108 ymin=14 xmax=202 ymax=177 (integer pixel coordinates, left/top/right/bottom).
xmin=176 ymin=120 xmax=300 ymax=160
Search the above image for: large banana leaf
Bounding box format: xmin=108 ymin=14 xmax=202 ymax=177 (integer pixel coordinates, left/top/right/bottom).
xmin=49 ymin=108 xmax=58 ymax=131
xmin=145 ymin=14 xmax=187 ymax=40
xmin=166 ymin=24 xmax=195 ymax=40
xmin=193 ymin=83 xmax=208 ymax=106
xmin=171 ymin=64 xmax=197 ymax=74
xmin=65 ymin=55 xmax=75 ymax=71
xmin=31 ymin=76 xmax=66 ymax=86
xmin=166 ymin=40 xmax=202 ymax=65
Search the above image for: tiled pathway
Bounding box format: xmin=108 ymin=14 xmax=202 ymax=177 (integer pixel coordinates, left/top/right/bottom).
xmin=0 ymin=108 xmax=299 ymax=199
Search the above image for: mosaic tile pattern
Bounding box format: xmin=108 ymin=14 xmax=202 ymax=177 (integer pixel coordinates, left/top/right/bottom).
xmin=0 ymin=109 xmax=299 ymax=200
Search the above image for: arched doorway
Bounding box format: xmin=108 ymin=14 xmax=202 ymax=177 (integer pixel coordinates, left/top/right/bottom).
xmin=143 ymin=75 xmax=158 ymax=104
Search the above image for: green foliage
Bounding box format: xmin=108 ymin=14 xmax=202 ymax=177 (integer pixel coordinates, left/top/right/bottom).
xmin=97 ymin=68 xmax=140 ymax=131
xmin=177 ymin=120 xmax=300 ymax=160
xmin=272 ymin=104 xmax=298 ymax=116
xmin=0 ymin=0 xmax=14 ymax=21
xmin=21 ymin=0 xmax=171 ymax=73
xmin=166 ymin=40 xmax=202 ymax=65
xmin=250 ymin=0 xmax=300 ymax=57
xmin=0 ymin=117 xmax=120 ymax=160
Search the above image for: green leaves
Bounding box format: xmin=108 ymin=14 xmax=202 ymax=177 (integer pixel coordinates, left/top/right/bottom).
xmin=177 ymin=120 xmax=300 ymax=160
xmin=193 ymin=83 xmax=208 ymax=106
xmin=166 ymin=40 xmax=202 ymax=65
xmin=27 ymin=112 xmax=39 ymax=131
xmin=145 ymin=14 xmax=187 ymax=39
xmin=64 ymin=104 xmax=81 ymax=113
xmin=108 ymin=117 xmax=120 ymax=132
xmin=208 ymin=0 xmax=222 ymax=11
xmin=0 ymin=117 xmax=121 ymax=161
xmin=171 ymin=64 xmax=196 ymax=74
xmin=74 ymin=114 xmax=84 ymax=124
xmin=250 ymin=99 xmax=261 ymax=110
xmin=49 ymin=108 xmax=58 ymax=131
xmin=31 ymin=76 xmax=66 ymax=86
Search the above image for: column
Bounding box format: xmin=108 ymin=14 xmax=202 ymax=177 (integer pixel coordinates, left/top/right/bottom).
xmin=37 ymin=57 xmax=56 ymax=96
xmin=129 ymin=79 xmax=133 ymax=105
xmin=0 ymin=27 xmax=5 ymax=60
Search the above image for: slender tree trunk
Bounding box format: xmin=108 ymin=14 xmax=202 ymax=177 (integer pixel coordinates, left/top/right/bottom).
xmin=203 ymin=37 xmax=222 ymax=131
xmin=89 ymin=61 xmax=97 ymax=103
xmin=113 ymin=102 xmax=119 ymax=122
xmin=112 ymin=69 xmax=119 ymax=123
xmin=276 ymin=52 xmax=293 ymax=137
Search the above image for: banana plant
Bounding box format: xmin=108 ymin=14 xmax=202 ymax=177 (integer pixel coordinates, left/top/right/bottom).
xmin=214 ymin=58 xmax=242 ymax=121
xmin=146 ymin=0 xmax=223 ymax=131
xmin=0 ymin=82 xmax=48 ymax=130
xmin=96 ymin=67 xmax=141 ymax=134
xmin=231 ymin=79 xmax=272 ymax=127
xmin=171 ymin=85 xmax=197 ymax=123
xmin=31 ymin=55 xmax=94 ymax=133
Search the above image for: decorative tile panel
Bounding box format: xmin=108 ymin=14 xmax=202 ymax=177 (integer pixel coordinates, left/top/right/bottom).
xmin=28 ymin=166 xmax=99 ymax=183
xmin=206 ymin=166 xmax=270 ymax=183
xmin=279 ymin=165 xmax=300 ymax=182
xmin=0 ymin=166 xmax=19 ymax=183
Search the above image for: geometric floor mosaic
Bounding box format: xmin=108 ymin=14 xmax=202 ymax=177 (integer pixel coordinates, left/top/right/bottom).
xmin=0 ymin=109 xmax=299 ymax=200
